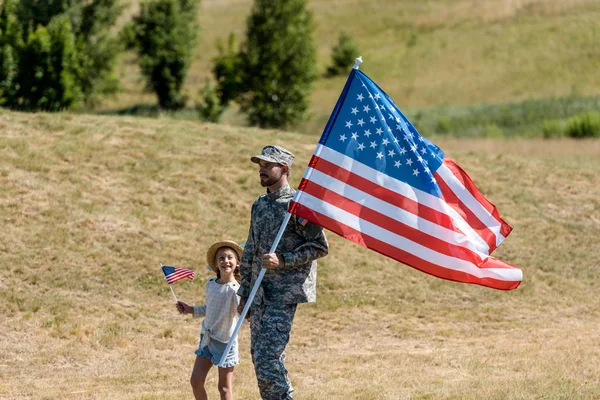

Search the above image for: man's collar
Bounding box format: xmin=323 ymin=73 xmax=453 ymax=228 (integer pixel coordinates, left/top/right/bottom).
xmin=266 ymin=183 xmax=292 ymax=200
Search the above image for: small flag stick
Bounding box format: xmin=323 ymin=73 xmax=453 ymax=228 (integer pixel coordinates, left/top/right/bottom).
xmin=168 ymin=285 xmax=178 ymax=303
xmin=160 ymin=263 xmax=179 ymax=303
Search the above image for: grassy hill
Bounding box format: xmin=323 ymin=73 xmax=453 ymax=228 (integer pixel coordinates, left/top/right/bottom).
xmin=103 ymin=0 xmax=600 ymax=135
xmin=1 ymin=110 xmax=599 ymax=399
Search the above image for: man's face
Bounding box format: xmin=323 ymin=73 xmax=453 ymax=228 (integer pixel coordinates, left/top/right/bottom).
xmin=258 ymin=160 xmax=285 ymax=187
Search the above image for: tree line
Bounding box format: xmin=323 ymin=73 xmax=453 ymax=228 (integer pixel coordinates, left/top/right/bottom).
xmin=0 ymin=0 xmax=359 ymax=129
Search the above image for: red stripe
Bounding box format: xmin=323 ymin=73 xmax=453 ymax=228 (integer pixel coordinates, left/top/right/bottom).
xmin=308 ymin=156 xmax=462 ymax=235
xmin=290 ymin=202 xmax=520 ymax=290
xmin=435 ymin=169 xmax=499 ymax=253
xmin=442 ymin=157 xmax=513 ymax=238
xmin=298 ymin=180 xmax=485 ymax=265
xmin=167 ymin=272 xmax=194 ymax=284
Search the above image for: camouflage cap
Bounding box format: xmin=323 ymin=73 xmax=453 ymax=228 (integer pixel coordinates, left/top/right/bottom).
xmin=250 ymin=145 xmax=295 ymax=167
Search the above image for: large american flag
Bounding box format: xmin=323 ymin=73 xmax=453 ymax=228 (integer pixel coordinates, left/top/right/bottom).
xmin=161 ymin=265 xmax=195 ymax=284
xmin=289 ymin=69 xmax=522 ymax=290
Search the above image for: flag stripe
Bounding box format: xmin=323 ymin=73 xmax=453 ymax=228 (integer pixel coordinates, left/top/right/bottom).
xmin=290 ymin=191 xmax=521 ymax=282
xmin=167 ymin=271 xmax=194 ymax=284
xmin=436 ymin=160 xmax=510 ymax=250
xmin=306 ymin=157 xmax=458 ymax=233
xmin=297 ymin=178 xmax=486 ymax=264
xmin=308 ymin=145 xmax=491 ymax=254
xmin=299 ymin=166 xmax=487 ymax=256
xmin=434 ymin=168 xmax=499 ymax=253
xmin=439 ymin=158 xmax=513 ymax=241
xmin=290 ymin=201 xmax=521 ymax=290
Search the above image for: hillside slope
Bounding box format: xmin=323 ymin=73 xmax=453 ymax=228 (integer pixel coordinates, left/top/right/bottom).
xmin=1 ymin=111 xmax=599 ymax=399
xmin=111 ymin=0 xmax=600 ymax=132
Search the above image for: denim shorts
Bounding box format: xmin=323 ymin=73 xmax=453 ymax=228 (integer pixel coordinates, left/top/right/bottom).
xmin=195 ymin=333 xmax=240 ymax=368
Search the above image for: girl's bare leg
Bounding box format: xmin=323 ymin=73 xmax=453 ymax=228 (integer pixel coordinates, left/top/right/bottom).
xmin=217 ymin=366 xmax=235 ymax=400
xmin=190 ymin=355 xmax=213 ymax=400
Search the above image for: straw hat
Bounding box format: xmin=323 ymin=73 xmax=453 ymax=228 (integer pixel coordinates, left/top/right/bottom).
xmin=206 ymin=240 xmax=243 ymax=271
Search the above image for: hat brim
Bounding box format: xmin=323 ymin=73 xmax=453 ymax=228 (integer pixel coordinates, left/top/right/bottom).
xmin=251 ymin=155 xmax=281 ymax=164
xmin=206 ymin=240 xmax=244 ymax=271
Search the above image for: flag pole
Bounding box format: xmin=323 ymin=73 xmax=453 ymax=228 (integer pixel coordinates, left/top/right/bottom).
xmin=168 ymin=285 xmax=178 ymax=303
xmin=217 ymin=212 xmax=292 ymax=367
xmin=160 ymin=263 xmax=179 ymax=303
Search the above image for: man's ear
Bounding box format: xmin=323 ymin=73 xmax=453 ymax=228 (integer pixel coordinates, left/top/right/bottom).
xmin=283 ymin=165 xmax=290 ymax=175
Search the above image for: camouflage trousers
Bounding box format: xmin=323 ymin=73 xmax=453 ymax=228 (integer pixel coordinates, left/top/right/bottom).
xmin=250 ymin=302 xmax=298 ymax=400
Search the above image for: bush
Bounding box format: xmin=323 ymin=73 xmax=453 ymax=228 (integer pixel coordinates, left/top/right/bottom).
xmin=0 ymin=0 xmax=121 ymax=111
xmin=542 ymin=120 xmax=564 ymax=138
xmin=125 ymin=0 xmax=198 ymax=110
xmin=0 ymin=0 xmax=21 ymax=105
xmin=566 ymin=112 xmax=600 ymax=138
xmin=326 ymin=32 xmax=360 ymax=77
xmin=212 ymin=33 xmax=244 ymax=108
xmin=196 ymin=80 xmax=224 ymax=122
xmin=15 ymin=15 xmax=82 ymax=111
xmin=237 ymin=0 xmax=316 ymax=128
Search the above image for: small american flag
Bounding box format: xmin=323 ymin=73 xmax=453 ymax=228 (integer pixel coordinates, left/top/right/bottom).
xmin=289 ymin=69 xmax=522 ymax=290
xmin=161 ymin=266 xmax=195 ymax=284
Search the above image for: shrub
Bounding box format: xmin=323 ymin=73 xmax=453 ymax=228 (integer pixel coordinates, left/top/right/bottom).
xmin=0 ymin=0 xmax=121 ymax=111
xmin=566 ymin=112 xmax=600 ymax=138
xmin=125 ymin=0 xmax=198 ymax=110
xmin=542 ymin=120 xmax=564 ymax=139
xmin=326 ymin=32 xmax=360 ymax=77
xmin=196 ymin=80 xmax=224 ymax=122
xmin=237 ymin=0 xmax=316 ymax=128
xmin=212 ymin=33 xmax=244 ymax=107
xmin=0 ymin=0 xmax=21 ymax=105
xmin=15 ymin=15 xmax=82 ymax=111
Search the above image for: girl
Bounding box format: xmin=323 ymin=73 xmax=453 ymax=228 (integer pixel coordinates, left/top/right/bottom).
xmin=176 ymin=240 xmax=243 ymax=400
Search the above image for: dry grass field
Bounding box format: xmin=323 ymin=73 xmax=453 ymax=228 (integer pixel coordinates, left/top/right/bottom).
xmin=1 ymin=110 xmax=599 ymax=399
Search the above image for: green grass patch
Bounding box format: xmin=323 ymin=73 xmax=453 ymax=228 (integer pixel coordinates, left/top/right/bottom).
xmin=404 ymin=94 xmax=600 ymax=138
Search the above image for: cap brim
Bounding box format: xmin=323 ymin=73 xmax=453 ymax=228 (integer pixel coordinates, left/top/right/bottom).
xmin=251 ymin=155 xmax=279 ymax=164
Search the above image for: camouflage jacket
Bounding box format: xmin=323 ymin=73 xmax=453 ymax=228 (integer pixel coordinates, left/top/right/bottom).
xmin=238 ymin=184 xmax=329 ymax=305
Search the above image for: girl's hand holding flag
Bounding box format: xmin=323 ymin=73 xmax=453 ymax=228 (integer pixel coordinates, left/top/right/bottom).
xmin=176 ymin=301 xmax=193 ymax=315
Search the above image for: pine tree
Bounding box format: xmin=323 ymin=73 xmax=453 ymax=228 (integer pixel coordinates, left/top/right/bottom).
xmin=125 ymin=0 xmax=199 ymax=110
xmin=238 ymin=0 xmax=316 ymax=128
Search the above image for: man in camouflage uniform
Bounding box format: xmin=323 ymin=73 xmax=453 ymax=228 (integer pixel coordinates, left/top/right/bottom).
xmin=238 ymin=145 xmax=329 ymax=400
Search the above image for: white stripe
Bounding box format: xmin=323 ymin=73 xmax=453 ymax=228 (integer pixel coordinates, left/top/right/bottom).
xmin=306 ymin=167 xmax=485 ymax=258
xmin=169 ymin=271 xmax=191 ymax=281
xmin=436 ymin=163 xmax=506 ymax=248
xmin=296 ymin=191 xmax=522 ymax=282
xmin=314 ymin=145 xmax=491 ymax=254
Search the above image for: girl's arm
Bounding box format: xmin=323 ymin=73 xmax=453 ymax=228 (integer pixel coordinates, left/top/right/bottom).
xmin=192 ymin=305 xmax=206 ymax=318
xmin=176 ymin=301 xmax=206 ymax=317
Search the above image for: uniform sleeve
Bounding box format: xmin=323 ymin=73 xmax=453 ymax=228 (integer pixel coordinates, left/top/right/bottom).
xmin=238 ymin=203 xmax=256 ymax=299
xmin=280 ymin=217 xmax=329 ymax=268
